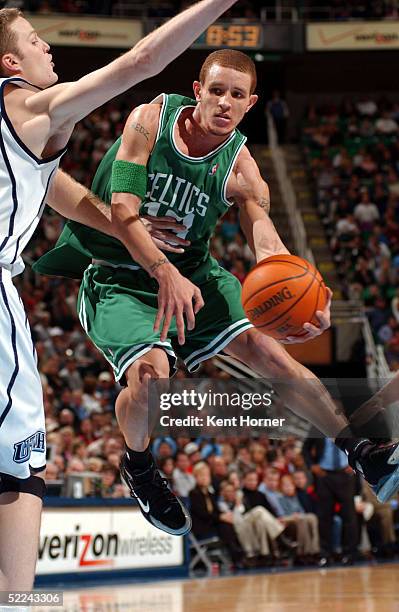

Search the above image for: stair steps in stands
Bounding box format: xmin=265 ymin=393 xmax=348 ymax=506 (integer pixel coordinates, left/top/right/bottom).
xmin=283 ymin=144 xmax=341 ymax=297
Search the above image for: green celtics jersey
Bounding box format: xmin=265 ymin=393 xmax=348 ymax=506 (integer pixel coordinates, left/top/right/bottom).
xmin=33 ymin=94 xmax=247 ymax=280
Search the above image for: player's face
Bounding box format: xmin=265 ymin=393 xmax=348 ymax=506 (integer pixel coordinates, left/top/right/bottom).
xmin=193 ymin=65 xmax=258 ymax=137
xmin=6 ymin=17 xmax=57 ymax=87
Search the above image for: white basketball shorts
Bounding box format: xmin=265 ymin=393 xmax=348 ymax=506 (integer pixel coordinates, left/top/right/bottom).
xmin=0 ymin=267 xmax=46 ymax=479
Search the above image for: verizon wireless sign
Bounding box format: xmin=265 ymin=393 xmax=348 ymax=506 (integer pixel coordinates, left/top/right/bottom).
xmin=37 ymin=508 xmax=183 ymax=575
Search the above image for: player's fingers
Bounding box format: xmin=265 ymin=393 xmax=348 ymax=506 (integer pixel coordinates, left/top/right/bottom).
xmin=193 ymin=288 xmax=204 ymax=314
xmin=314 ymin=311 xmax=330 ymax=330
xmin=184 ymin=300 xmax=196 ymax=332
xmin=154 ymin=301 xmax=165 ymax=332
xmin=143 ymin=215 xmax=187 ymax=230
xmin=160 ymin=307 xmax=174 ymax=342
xmin=155 ymin=232 xmax=190 ymax=246
xmin=303 ymin=322 xmax=320 ymax=334
xmin=281 ymin=335 xmax=308 ymax=344
xmin=152 ymin=238 xmax=184 ymax=253
xmin=175 ymin=309 xmax=186 ymax=345
xmin=325 ymin=287 xmax=333 ymax=305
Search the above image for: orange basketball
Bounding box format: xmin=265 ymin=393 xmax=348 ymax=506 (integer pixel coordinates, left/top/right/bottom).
xmin=242 ymin=254 xmax=328 ymax=340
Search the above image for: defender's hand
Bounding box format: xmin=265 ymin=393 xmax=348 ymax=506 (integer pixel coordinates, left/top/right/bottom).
xmin=152 ymin=263 xmax=204 ymax=344
xmin=281 ymin=288 xmax=333 ymax=344
xmin=142 ymin=215 xmax=190 ymax=254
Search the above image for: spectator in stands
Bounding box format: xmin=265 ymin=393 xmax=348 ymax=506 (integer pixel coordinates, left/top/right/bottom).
xmin=361 ymin=480 xmax=396 ymax=557
xmin=377 ymin=317 xmax=398 ymax=344
xmin=303 ymin=433 xmax=358 ymax=566
xmin=209 ymin=456 xmax=228 ymax=495
xmin=250 ymin=443 xmax=267 ymax=478
xmin=356 ymin=98 xmax=377 ymax=117
xmin=241 ymin=470 xmax=297 ymax=560
xmin=45 ymin=462 xmax=60 ymax=480
xmin=59 ymin=357 xmax=83 ymax=391
xmin=184 ymin=442 xmax=202 ymax=467
xmin=173 ymin=451 xmax=196 ymax=497
xmin=353 ymin=191 xmax=380 ymax=230
xmin=158 ymin=456 xmax=175 ymax=486
xmin=292 ymin=469 xmax=317 ymax=513
xmin=258 ymin=467 xmax=285 ymax=516
xmin=279 ymin=474 xmax=320 ymax=561
xmin=375 ymin=111 xmax=398 ymax=135
xmin=189 ymin=462 xmax=247 ymax=568
xmin=100 ymin=465 xmax=120 ymax=498
xmin=266 ymin=90 xmax=289 ymax=143
xmin=66 ymin=457 xmax=85 ymax=475
xmin=152 ymin=437 xmax=178 ymax=460
xmin=218 ymin=482 xmax=273 ymax=566
xmin=232 ymin=445 xmax=256 ymax=477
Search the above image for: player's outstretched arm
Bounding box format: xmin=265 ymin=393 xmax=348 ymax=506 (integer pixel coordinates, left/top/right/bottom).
xmin=228 ymin=147 xmax=290 ymax=262
xmin=26 ymin=0 xmax=238 ymax=128
xmin=230 ymin=147 xmax=332 ymax=343
xmin=110 ymin=104 xmax=204 ymax=344
xmin=47 ymin=169 xmax=189 ymax=254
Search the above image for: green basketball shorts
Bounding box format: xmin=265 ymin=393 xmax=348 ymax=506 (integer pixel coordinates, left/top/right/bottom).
xmin=77 ymin=262 xmax=253 ymax=382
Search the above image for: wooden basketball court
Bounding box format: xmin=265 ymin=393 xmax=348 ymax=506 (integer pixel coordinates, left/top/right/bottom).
xmin=38 ymin=565 xmax=399 ymax=611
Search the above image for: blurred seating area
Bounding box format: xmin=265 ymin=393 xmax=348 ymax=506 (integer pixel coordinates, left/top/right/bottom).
xmin=6 ymin=0 xmax=260 ymax=18
xmin=8 ymin=1 xmax=399 ymax=20
xmin=302 ymin=98 xmax=399 ymax=369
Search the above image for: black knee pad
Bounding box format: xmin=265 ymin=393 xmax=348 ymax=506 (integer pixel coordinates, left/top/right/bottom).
xmin=0 ymin=474 xmax=47 ymax=500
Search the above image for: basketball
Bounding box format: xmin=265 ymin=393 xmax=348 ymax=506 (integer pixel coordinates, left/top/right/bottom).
xmin=242 ymin=255 xmax=328 ymax=340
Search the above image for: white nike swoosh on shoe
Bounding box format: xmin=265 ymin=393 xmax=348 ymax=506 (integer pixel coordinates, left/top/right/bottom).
xmin=136 ymin=496 xmax=150 ymax=513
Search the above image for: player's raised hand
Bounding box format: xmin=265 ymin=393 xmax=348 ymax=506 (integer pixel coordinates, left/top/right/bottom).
xmin=152 ymin=261 xmax=204 ymax=344
xmin=142 ymin=215 xmax=190 ymax=254
xmin=281 ymin=288 xmax=333 ymax=344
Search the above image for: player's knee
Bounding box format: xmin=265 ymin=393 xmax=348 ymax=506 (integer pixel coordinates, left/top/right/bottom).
xmin=124 ymin=352 xmax=170 ymax=405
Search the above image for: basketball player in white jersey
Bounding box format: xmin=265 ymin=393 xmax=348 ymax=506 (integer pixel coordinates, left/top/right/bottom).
xmin=0 ymin=1 xmax=239 ymax=590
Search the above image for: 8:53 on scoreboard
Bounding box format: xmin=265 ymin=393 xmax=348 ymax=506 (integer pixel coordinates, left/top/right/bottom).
xmin=193 ymin=23 xmax=263 ymax=49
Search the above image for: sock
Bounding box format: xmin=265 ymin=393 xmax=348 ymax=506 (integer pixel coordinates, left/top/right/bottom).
xmin=126 ymin=444 xmax=152 ymax=471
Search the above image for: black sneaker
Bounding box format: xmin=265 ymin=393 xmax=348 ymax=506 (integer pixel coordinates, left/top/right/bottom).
xmin=120 ymin=452 xmax=192 ymax=536
xmin=348 ymin=440 xmax=399 ymax=503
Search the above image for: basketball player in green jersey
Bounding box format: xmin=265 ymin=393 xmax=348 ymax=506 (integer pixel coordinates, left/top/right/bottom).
xmin=35 ymin=50 xmax=399 ymax=535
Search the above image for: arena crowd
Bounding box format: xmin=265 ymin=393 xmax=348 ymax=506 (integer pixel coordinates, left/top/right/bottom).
xmin=302 ymin=98 xmax=399 ymax=369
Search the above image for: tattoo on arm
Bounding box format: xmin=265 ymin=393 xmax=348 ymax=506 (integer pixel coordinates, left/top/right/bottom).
xmin=130 ymin=122 xmax=150 ymax=141
xmin=257 ymin=197 xmax=270 ymax=213
xmin=149 ymin=257 xmax=168 ymax=274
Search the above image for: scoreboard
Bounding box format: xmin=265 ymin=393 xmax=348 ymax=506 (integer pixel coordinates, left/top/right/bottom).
xmin=193 ymin=23 xmax=263 ymax=49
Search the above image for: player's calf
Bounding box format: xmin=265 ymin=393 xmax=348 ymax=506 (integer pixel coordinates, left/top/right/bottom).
xmin=116 ymin=351 xmax=190 ymax=535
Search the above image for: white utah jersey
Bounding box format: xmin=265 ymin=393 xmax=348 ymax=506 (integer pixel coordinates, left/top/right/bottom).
xmin=0 ymin=77 xmax=66 ymax=276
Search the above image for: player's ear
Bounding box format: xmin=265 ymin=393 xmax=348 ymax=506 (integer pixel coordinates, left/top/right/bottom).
xmin=246 ymin=94 xmax=259 ymax=114
xmin=1 ymin=52 xmax=20 ymax=75
xmin=193 ymin=81 xmax=202 ymax=101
